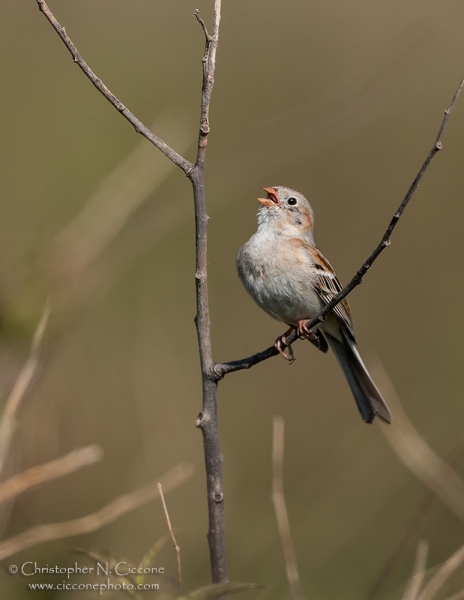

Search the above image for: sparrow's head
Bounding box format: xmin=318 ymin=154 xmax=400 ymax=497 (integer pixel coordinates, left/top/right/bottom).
xmin=256 ymin=186 xmax=314 ymax=240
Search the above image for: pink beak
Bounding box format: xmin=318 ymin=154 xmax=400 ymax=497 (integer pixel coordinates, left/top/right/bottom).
xmin=257 ymin=187 xmax=279 ymax=207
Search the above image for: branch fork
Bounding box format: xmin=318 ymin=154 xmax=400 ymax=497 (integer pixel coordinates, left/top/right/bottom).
xmin=194 ymin=9 xmax=213 ymax=43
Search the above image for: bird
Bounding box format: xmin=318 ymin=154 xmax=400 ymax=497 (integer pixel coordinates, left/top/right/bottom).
xmin=236 ymin=186 xmax=392 ymax=424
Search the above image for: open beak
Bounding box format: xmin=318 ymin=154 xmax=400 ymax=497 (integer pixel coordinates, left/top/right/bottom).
xmin=257 ymin=187 xmax=279 ymax=207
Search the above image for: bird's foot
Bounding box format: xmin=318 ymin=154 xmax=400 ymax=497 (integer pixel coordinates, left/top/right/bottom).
xmin=297 ymin=319 xmax=320 ymax=344
xmin=274 ymin=327 xmax=296 ymax=363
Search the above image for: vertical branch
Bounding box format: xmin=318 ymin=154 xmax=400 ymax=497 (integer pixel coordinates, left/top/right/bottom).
xmin=195 ymin=1 xmax=222 ymax=169
xmin=191 ymin=1 xmax=227 ymax=584
xmin=36 ymin=0 xmax=226 ymax=581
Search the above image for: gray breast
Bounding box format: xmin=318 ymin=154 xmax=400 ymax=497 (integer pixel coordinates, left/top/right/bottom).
xmin=236 ymin=232 xmax=322 ymax=325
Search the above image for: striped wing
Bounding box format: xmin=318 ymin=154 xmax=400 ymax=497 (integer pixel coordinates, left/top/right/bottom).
xmin=312 ymin=247 xmax=356 ymax=341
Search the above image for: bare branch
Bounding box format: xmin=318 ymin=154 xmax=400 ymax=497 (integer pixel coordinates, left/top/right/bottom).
xmin=0 ymin=461 xmax=193 ymax=561
xmin=194 ymin=0 xmax=221 ymax=168
xmin=272 ymin=417 xmax=306 ymax=600
xmin=193 ymin=9 xmax=211 ymax=42
xmin=215 ymin=75 xmax=464 ymax=378
xmin=35 ymin=0 xmax=193 ymax=175
xmin=190 ymin=0 xmax=228 ymax=584
xmin=401 ymin=541 xmax=429 ymax=600
xmin=157 ymin=482 xmax=182 ymax=592
xmin=37 ymin=0 xmax=226 ymax=583
xmin=0 ymin=445 xmax=102 ymax=505
xmin=0 ymin=300 xmax=50 ymax=475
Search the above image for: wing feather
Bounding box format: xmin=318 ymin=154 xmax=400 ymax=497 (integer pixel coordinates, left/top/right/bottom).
xmin=312 ymin=248 xmax=355 ymax=341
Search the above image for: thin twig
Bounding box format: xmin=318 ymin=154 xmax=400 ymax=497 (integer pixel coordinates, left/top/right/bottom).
xmin=0 ymin=461 xmax=193 ymax=561
xmin=272 ymin=417 xmax=306 ymax=600
xmin=0 ymin=300 xmax=50 ymax=475
xmin=0 ymin=445 xmax=103 ymax=505
xmin=215 ymin=75 xmax=464 ymax=378
xmin=157 ymin=482 xmax=182 ymax=592
xmin=417 ymin=542 xmax=464 ymax=600
xmin=193 ymin=9 xmax=211 ymax=41
xmin=401 ymin=541 xmax=429 ymax=600
xmin=35 ymin=1 xmax=193 ymax=175
xmin=195 ymin=1 xmax=221 ymax=169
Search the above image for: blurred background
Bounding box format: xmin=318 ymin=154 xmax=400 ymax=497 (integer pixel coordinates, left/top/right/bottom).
xmin=1 ymin=1 xmax=464 ymax=598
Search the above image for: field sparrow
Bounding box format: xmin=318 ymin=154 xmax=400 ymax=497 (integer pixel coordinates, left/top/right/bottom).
xmin=236 ymin=186 xmax=392 ymax=424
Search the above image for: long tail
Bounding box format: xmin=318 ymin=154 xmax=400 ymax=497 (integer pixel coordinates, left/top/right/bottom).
xmin=324 ymin=330 xmax=392 ymax=424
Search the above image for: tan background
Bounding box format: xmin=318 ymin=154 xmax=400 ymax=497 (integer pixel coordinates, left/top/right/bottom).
xmin=2 ymin=1 xmax=464 ymax=598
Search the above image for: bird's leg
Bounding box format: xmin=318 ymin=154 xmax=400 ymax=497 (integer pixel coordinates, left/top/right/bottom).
xmin=297 ymin=319 xmax=319 ymax=343
xmin=274 ymin=326 xmax=296 ymax=363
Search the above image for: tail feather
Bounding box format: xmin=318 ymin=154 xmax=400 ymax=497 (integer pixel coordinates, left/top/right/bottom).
xmin=324 ymin=331 xmax=392 ymax=424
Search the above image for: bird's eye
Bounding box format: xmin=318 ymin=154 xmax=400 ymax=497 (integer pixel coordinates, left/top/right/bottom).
xmin=288 ymin=197 xmax=297 ymax=205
